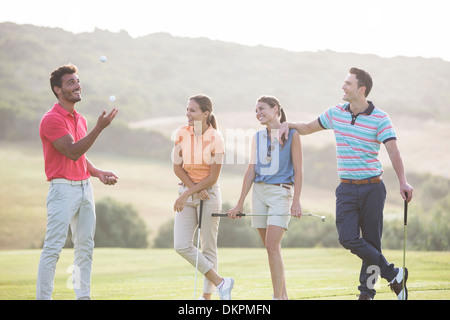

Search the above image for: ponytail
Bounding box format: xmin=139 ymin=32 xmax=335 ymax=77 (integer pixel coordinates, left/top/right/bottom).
xmin=257 ymin=96 xmax=284 ymax=122
xmin=189 ymin=94 xmax=218 ymax=130
xmin=280 ymin=107 xmax=286 ymax=124
xmin=209 ymin=113 xmax=218 ymax=130
xmin=279 ymin=108 xmax=287 ymax=147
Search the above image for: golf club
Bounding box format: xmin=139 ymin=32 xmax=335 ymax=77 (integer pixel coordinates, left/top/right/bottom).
xmin=402 ymin=194 xmax=408 ymax=300
xmin=212 ymin=212 xmax=325 ymax=222
xmin=193 ymin=200 xmax=203 ymax=300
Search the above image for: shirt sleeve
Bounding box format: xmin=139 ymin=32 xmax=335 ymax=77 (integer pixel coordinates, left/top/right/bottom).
xmin=377 ymin=115 xmax=397 ymax=143
xmin=318 ymin=106 xmax=334 ymax=130
xmin=40 ymin=114 xmax=70 ymax=143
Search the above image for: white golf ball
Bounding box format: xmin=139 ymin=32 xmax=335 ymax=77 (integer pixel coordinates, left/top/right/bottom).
xmin=100 ymin=56 xmax=107 ymax=62
xmin=109 ymin=95 xmax=116 ymax=102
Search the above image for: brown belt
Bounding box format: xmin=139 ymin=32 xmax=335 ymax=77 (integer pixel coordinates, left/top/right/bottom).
xmin=340 ymin=176 xmax=382 ymax=185
xmin=273 ymin=183 xmax=292 ymax=190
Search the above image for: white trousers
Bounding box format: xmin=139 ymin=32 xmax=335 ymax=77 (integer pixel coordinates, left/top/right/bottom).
xmin=174 ymin=183 xmax=221 ymax=293
xmin=36 ymin=179 xmax=96 ymax=300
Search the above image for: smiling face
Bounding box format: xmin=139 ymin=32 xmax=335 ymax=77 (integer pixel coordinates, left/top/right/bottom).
xmin=54 ymin=73 xmax=82 ymax=104
xmin=186 ymin=98 xmax=208 ymax=127
xmin=255 ymin=101 xmax=278 ymax=126
xmin=342 ymin=73 xmax=364 ymax=102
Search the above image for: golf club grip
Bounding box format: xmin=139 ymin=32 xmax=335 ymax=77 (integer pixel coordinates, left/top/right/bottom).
xmin=198 ymin=200 xmax=203 ymax=228
xmin=404 ymin=193 xmax=408 ymax=226
xmin=211 ymin=213 xmax=245 ymax=217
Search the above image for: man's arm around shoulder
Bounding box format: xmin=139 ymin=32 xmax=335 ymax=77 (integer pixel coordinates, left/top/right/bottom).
xmin=279 ymin=118 xmax=324 ymax=143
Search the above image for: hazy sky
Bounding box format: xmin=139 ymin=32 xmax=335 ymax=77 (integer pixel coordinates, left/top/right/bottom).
xmin=1 ymin=0 xmax=449 ymax=61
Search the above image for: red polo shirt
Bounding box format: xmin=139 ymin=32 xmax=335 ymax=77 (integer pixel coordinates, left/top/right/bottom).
xmin=39 ymin=103 xmax=90 ymax=181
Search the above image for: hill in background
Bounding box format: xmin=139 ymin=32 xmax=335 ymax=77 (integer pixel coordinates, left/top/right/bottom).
xmin=1 ymin=22 xmax=449 ymax=249
xmin=1 ymin=22 xmax=449 ymax=177
xmin=1 ymin=21 xmax=450 ymax=125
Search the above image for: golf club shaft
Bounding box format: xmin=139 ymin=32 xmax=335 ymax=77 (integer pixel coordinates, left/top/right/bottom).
xmin=194 ymin=200 xmax=203 ymax=300
xmin=212 ymin=213 xmax=325 ymax=220
xmin=402 ymin=195 xmax=408 ymax=300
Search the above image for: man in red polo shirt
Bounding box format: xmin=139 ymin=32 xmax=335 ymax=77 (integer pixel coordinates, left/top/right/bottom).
xmin=37 ymin=64 xmax=118 ymax=300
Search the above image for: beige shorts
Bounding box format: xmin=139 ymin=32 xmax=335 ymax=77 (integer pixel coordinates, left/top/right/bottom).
xmin=251 ymin=182 xmax=293 ymax=230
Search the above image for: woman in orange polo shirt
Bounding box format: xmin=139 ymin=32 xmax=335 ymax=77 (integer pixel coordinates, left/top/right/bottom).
xmin=172 ymin=94 xmax=234 ymax=300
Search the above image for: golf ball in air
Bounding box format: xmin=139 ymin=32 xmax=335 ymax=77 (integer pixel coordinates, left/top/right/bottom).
xmin=100 ymin=56 xmax=107 ymax=62
xmin=109 ymin=95 xmax=116 ymax=102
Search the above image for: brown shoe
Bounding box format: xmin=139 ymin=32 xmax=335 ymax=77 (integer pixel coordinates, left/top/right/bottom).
xmin=357 ymin=294 xmax=373 ymax=300
xmin=389 ymin=268 xmax=408 ymax=300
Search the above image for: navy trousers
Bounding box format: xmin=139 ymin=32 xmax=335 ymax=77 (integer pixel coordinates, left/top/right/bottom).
xmin=335 ymin=180 xmax=398 ymax=297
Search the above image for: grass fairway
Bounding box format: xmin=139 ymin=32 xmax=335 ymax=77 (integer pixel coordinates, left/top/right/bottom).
xmin=0 ymin=248 xmax=448 ymax=300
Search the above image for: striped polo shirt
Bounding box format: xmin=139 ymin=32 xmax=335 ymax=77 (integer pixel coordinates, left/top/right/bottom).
xmin=318 ymin=101 xmax=396 ymax=180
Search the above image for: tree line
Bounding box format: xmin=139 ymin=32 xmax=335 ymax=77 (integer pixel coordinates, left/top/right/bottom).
xmin=74 ymin=179 xmax=449 ymax=251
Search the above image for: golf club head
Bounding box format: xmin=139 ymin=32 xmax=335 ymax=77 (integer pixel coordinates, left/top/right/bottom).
xmin=303 ymin=213 xmax=325 ymax=222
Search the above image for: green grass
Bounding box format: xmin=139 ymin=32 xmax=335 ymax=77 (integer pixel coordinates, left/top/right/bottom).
xmin=1 ymin=248 xmax=448 ymax=300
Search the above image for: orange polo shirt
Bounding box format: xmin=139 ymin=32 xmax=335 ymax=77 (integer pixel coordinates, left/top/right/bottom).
xmin=173 ymin=125 xmax=224 ymax=183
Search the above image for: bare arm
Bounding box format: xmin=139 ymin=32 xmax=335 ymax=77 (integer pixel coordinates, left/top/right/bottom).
xmin=279 ymin=118 xmax=324 ymax=144
xmin=173 ymin=163 xmax=196 ymax=189
xmin=227 ymin=163 xmax=256 ymax=219
xmin=384 ymin=139 xmax=414 ymax=202
xmin=173 ymin=156 xmax=223 ymax=212
xmin=227 ymin=136 xmax=257 ymax=219
xmin=52 ymin=108 xmax=118 ymax=161
xmin=181 ymin=162 xmax=223 ymax=197
xmin=290 ymin=131 xmax=303 ymax=217
xmin=290 ymin=119 xmax=324 ymax=135
xmin=87 ymin=158 xmax=118 ymax=185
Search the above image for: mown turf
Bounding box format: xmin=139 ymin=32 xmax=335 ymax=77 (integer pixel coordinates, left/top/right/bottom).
xmin=0 ymin=248 xmax=448 ymax=300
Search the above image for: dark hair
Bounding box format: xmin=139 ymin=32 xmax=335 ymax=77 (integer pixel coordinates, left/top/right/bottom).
xmin=50 ymin=64 xmax=78 ymax=98
xmin=189 ymin=94 xmax=218 ymax=129
xmin=257 ymin=95 xmax=286 ymax=123
xmin=349 ymin=67 xmax=373 ymax=97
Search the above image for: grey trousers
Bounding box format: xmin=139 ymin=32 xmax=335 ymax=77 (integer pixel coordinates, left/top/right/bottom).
xmin=36 ymin=179 xmax=96 ymax=300
xmin=174 ymin=183 xmax=221 ymax=294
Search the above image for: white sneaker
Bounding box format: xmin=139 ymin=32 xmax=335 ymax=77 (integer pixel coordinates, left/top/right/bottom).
xmin=217 ymin=277 xmax=234 ymax=300
xmin=389 ymin=268 xmax=408 ymax=300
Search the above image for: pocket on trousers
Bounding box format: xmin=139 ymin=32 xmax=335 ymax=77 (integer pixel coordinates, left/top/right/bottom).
xmin=206 ymin=187 xmax=222 ymax=213
xmin=47 ymin=183 xmax=63 ymax=207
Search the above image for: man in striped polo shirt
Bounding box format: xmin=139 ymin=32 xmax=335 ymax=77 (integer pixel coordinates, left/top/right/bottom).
xmin=279 ymin=67 xmax=414 ymax=300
